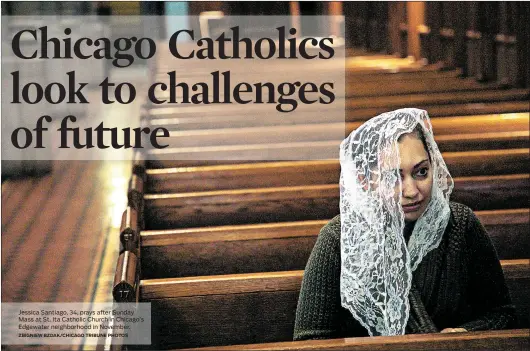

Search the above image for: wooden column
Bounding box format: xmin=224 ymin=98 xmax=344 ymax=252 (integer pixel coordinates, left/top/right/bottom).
xmin=407 ymin=1 xmax=425 ymax=60
xmin=328 ymin=2 xmax=343 ymax=38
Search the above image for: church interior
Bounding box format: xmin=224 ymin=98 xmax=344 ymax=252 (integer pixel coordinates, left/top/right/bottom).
xmin=1 ymin=1 xmax=529 ymax=350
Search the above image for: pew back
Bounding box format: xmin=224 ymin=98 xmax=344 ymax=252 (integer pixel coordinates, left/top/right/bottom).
xmin=145 ymin=101 xmax=530 ymax=132
xmin=140 ymin=209 xmax=529 ymax=278
xmin=145 ymin=148 xmax=529 ymax=192
xmin=139 ymin=260 xmax=530 ymax=349
xmin=144 ymin=174 xmax=529 ymax=229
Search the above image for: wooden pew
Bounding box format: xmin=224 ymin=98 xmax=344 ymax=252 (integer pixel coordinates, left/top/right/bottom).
xmin=143 ymin=174 xmax=529 ymax=229
xmin=138 ymin=260 xmax=529 ymax=349
xmin=144 ymin=90 xmax=529 ymax=120
xmin=147 ymin=137 xmax=529 ymax=168
xmin=144 ymin=113 xmax=528 ymax=168
xmin=145 ymin=101 xmax=529 ymax=131
xmin=153 ymin=111 xmax=529 ymax=148
xmin=141 ymin=208 xmax=529 ymax=279
xmin=160 ymin=127 xmax=528 ymax=152
xmin=145 ymin=149 xmax=529 ymax=190
xmin=184 ymin=329 xmax=530 ymax=351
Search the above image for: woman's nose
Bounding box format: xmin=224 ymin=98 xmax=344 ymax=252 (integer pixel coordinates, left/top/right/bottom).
xmin=402 ymin=178 xmax=419 ymax=199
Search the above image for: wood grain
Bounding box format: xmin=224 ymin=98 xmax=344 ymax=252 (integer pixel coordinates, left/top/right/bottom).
xmin=155 ymin=111 xmax=529 ymax=148
xmin=140 ymin=209 xmax=529 ymax=278
xmin=144 ymin=102 xmax=529 ymax=132
xmin=160 ymin=128 xmax=528 ymax=153
xmin=146 ymin=149 xmax=529 ymax=191
xmin=144 ymin=174 xmax=529 ymax=229
xmin=139 ymin=261 xmax=529 ymax=349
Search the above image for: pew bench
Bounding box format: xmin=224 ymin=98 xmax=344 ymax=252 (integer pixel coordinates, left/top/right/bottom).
xmin=140 ymin=209 xmax=529 ymax=278
xmin=137 ymin=260 xmax=529 ymax=349
xmin=145 ymin=149 xmax=529 ymax=191
xmin=156 ymin=122 xmax=528 ymax=150
xmin=144 ymin=91 xmax=529 ymax=122
xmin=143 ymin=174 xmax=529 ymax=229
xmin=146 ymin=132 xmax=528 ymax=166
xmin=144 ymin=101 xmax=529 ymax=132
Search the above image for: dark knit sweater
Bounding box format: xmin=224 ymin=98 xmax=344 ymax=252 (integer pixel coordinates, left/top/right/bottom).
xmin=293 ymin=202 xmax=516 ymax=340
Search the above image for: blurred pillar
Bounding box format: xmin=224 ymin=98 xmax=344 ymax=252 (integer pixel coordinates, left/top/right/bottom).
xmin=328 ymin=2 xmax=343 ymax=38
xmin=290 ymin=2 xmax=301 ymax=37
xmin=406 ymin=1 xmax=425 ymax=60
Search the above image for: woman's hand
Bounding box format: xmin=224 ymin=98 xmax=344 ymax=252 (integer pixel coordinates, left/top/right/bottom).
xmin=440 ymin=328 xmax=467 ymax=333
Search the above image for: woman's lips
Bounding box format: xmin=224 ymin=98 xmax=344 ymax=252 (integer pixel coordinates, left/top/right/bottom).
xmin=402 ymin=201 xmax=422 ymax=213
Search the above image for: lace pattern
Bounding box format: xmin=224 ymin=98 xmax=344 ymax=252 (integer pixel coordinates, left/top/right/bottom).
xmin=339 ymin=108 xmax=454 ymax=336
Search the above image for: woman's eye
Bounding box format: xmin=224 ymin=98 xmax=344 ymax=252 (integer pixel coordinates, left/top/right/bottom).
xmin=415 ymin=168 xmax=429 ymax=178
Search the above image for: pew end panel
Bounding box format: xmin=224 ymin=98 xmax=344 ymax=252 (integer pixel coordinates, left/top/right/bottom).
xmin=132 ymin=149 xmax=146 ymax=178
xmin=120 ymin=206 xmax=140 ymax=255
xmin=113 ymin=251 xmax=140 ymax=303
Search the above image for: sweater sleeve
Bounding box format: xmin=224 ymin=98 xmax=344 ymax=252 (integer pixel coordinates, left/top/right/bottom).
xmin=457 ymin=208 xmax=517 ymax=331
xmin=293 ymin=217 xmax=345 ymax=341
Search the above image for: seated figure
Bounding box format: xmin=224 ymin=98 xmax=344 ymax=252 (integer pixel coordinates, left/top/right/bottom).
xmin=294 ymin=108 xmax=516 ymax=340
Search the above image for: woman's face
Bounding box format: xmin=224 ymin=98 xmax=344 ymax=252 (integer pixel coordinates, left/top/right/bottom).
xmin=397 ymin=133 xmax=433 ymax=222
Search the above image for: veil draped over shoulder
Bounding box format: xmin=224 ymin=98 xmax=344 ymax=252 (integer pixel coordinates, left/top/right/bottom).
xmin=339 ymin=108 xmax=454 ymax=336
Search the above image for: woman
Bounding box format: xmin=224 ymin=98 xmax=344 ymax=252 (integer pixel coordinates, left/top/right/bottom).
xmin=293 ymin=108 xmax=516 ymax=340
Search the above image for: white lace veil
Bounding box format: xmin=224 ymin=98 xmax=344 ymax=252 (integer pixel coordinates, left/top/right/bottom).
xmin=339 ymin=108 xmax=454 ymax=336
